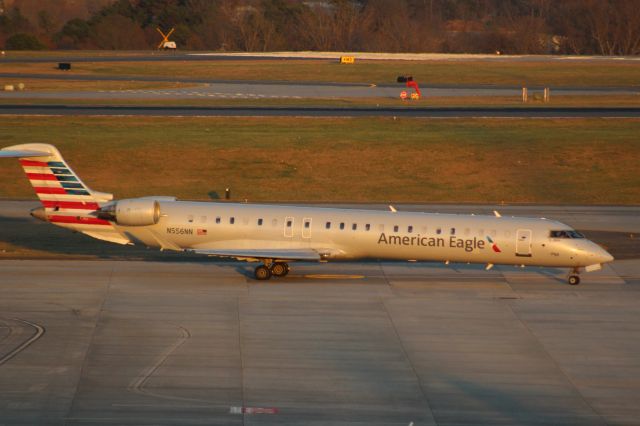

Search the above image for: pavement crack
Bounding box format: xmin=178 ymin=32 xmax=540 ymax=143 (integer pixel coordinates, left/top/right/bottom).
xmin=379 ymin=297 xmax=439 ymax=426
xmin=507 ymin=303 xmax=610 ymax=426
xmin=64 ymin=263 xmax=114 ymax=422
xmin=237 ymin=296 xmax=246 ymax=426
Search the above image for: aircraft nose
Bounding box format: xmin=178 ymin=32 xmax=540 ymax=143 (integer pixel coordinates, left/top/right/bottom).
xmin=593 ymin=245 xmax=614 ymax=264
xmin=600 ymin=251 xmax=614 ymax=264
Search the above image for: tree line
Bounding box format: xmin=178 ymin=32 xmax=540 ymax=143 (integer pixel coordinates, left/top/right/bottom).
xmin=1 ymin=0 xmax=639 ymax=55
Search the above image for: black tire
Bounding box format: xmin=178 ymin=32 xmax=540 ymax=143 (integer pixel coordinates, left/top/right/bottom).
xmin=255 ymin=265 xmax=272 ymax=280
xmin=568 ymin=275 xmax=580 ymax=285
xmin=271 ymin=262 xmax=288 ymax=277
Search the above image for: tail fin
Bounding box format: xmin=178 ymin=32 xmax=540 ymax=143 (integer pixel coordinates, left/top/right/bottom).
xmin=0 ymin=143 xmax=113 ymax=227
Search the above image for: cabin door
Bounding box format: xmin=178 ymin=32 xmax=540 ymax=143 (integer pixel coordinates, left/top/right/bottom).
xmin=516 ymin=229 xmax=532 ymax=257
xmin=284 ymin=216 xmax=294 ymax=238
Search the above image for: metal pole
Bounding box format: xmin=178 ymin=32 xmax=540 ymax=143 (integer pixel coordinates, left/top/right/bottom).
xmin=522 ymin=87 xmax=528 ymax=103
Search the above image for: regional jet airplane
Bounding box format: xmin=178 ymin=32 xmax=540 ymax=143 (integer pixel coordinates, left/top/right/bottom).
xmin=1 ymin=144 xmax=613 ymax=284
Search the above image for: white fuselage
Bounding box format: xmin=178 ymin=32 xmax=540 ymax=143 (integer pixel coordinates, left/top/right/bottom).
xmin=102 ymin=201 xmax=612 ymax=268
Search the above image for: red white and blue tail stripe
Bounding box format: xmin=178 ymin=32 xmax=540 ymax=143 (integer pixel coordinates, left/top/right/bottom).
xmin=1 ymin=143 xmax=113 ymax=227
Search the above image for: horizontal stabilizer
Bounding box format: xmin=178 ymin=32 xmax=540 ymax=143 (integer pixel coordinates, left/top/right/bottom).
xmin=189 ymin=248 xmax=321 ymax=261
xmin=0 ymin=149 xmax=51 ymax=158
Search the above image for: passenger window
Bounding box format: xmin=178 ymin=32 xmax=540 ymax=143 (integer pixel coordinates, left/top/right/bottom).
xmin=305 ymin=222 xmax=310 ymax=228
xmin=394 ymin=225 xmax=399 ymax=232
xmin=215 ymin=217 xmax=221 ymax=224
xmin=436 ymin=228 xmax=442 ymax=235
xmin=258 ymin=218 xmax=263 ymax=226
xmin=365 ymin=224 xmax=371 ymax=231
xmin=352 ymin=223 xmax=357 ymax=231
xmin=408 ymin=226 xmax=413 ymax=233
xmin=340 ymin=223 xmax=345 ymax=230
xmin=230 ymin=217 xmax=235 ymax=224
xmin=326 ymin=221 xmax=331 ymax=229
xmin=450 ymin=228 xmax=455 ymax=235
xmin=188 ymin=215 xmax=194 ymax=223
xmin=287 ymin=220 xmax=292 ymax=227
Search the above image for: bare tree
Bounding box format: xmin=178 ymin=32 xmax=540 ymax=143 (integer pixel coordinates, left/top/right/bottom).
xmin=612 ymin=0 xmax=640 ymax=55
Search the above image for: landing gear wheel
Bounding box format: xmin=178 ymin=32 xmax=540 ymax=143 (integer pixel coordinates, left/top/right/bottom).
xmin=255 ymin=265 xmax=272 ymax=281
xmin=271 ymin=262 xmax=289 ymax=277
xmin=568 ymin=275 xmax=580 ymax=285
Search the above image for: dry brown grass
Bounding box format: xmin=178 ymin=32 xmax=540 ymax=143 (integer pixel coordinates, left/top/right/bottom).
xmin=1 ymin=58 xmax=639 ymax=87
xmin=0 ymin=116 xmax=638 ymax=204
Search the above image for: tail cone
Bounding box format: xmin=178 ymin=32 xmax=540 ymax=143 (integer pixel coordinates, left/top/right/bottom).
xmin=30 ymin=206 xmax=47 ymax=222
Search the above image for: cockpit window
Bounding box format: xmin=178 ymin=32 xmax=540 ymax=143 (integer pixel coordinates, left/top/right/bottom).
xmin=550 ymin=230 xmax=585 ymax=239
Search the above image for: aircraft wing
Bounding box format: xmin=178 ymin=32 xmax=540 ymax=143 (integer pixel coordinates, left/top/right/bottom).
xmin=188 ymin=248 xmax=321 ymax=261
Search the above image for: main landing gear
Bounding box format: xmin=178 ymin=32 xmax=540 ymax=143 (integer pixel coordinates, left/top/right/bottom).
xmin=567 ymin=267 xmax=580 ymax=285
xmin=254 ymin=261 xmax=290 ymax=280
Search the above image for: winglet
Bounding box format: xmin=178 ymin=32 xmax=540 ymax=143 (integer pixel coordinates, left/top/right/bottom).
xmin=493 ymin=210 xmax=502 ymax=218
xmin=389 ymin=205 xmax=397 ymax=213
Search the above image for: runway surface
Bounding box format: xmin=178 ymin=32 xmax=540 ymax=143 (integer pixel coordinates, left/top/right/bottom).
xmin=1 ymin=104 xmax=639 ymax=118
xmin=1 ymin=202 xmax=639 ymax=425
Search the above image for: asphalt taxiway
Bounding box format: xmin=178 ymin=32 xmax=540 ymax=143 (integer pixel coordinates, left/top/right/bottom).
xmin=1 ymin=105 xmax=639 ymax=118
xmin=0 ymin=202 xmax=639 ymax=425
xmin=1 ymin=73 xmax=636 ymax=99
xmin=3 ymin=51 xmax=640 ymax=63
xmin=1 ymin=259 xmax=639 ymax=426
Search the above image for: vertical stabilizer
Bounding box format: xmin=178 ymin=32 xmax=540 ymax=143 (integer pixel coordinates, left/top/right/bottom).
xmin=0 ymin=144 xmax=126 ymax=241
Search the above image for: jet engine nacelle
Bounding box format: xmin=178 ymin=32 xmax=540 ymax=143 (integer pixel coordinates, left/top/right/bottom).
xmin=99 ymin=198 xmax=161 ymax=226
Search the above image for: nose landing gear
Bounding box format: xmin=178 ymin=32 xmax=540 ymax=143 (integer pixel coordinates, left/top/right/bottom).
xmin=567 ymin=268 xmax=581 ymax=285
xmin=254 ymin=261 xmax=290 ymax=280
